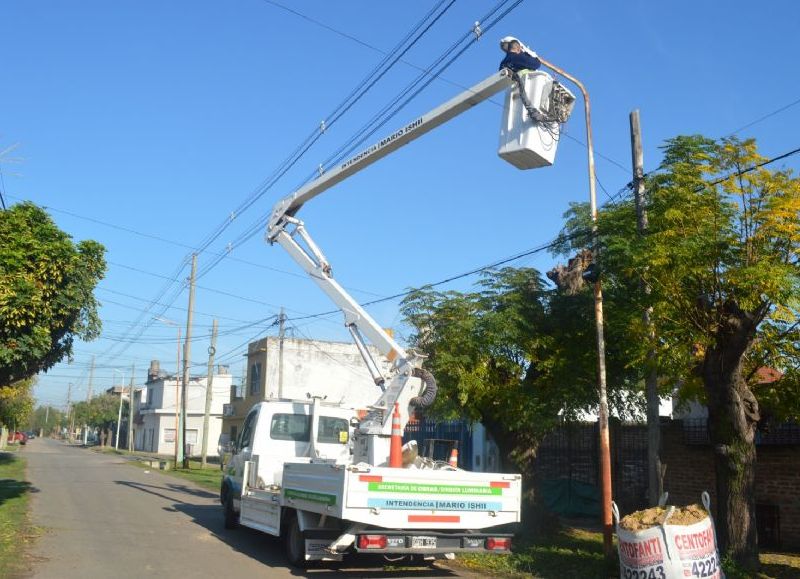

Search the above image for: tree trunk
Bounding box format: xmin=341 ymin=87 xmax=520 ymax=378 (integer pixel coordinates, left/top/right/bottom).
xmin=702 ymin=306 xmax=762 ymax=571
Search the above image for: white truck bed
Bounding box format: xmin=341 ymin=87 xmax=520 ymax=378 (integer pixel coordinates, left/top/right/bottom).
xmin=280 ymin=461 xmax=521 ymax=529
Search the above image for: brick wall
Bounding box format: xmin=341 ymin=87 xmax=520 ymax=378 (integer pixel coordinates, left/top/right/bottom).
xmin=662 ymin=421 xmax=800 ymax=550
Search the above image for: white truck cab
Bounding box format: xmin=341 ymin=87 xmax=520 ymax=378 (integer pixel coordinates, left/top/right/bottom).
xmin=225 ymin=399 xmax=355 ymax=501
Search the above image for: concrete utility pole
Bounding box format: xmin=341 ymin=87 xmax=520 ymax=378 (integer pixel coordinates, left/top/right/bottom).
xmin=114 ymin=369 xmax=125 ymax=450
xmin=86 ymin=355 xmax=95 ymax=401
xmin=539 ymin=56 xmax=613 ymax=557
xmin=181 ymin=254 xmax=198 ymax=469
xmin=174 ymin=327 xmax=182 ymax=466
xmin=128 ymin=363 xmax=135 ymax=452
xmin=66 ymin=383 xmax=73 ymax=440
xmin=630 ymin=110 xmax=662 ymax=505
xmin=155 ymin=314 xmax=183 ymax=464
xmin=201 ymin=319 xmax=218 ymax=467
xmin=278 ymin=308 xmax=286 ymax=399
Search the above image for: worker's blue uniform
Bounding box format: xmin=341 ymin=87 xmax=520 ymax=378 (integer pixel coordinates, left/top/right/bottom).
xmin=499 ymin=52 xmax=541 ymax=73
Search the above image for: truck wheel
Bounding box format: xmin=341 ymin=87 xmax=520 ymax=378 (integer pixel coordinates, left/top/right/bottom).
xmin=283 ymin=512 xmax=308 ymax=568
xmin=223 ymin=489 xmax=239 ymax=530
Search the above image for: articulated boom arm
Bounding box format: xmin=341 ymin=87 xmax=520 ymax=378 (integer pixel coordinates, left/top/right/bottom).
xmin=265 ymin=70 xmax=514 ymax=460
xmin=266 ymin=70 xmax=512 ymax=234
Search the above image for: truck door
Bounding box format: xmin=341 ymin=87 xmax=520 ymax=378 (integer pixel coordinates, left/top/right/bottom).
xmin=229 ymin=406 xmax=259 ymax=496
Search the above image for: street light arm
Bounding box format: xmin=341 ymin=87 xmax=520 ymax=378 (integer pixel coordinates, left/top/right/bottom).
xmin=537 ymin=57 xmax=597 ymax=219
xmin=537 ymin=54 xmax=610 ymax=558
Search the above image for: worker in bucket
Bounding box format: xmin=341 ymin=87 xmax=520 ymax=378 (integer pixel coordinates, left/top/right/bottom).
xmin=499 ymin=36 xmax=541 ymax=73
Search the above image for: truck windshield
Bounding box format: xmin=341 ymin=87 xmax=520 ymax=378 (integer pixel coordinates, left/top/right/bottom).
xmin=270 ymin=413 xmax=349 ymax=444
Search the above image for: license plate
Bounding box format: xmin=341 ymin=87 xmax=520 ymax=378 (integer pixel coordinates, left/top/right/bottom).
xmin=410 ymin=536 xmax=437 ymax=549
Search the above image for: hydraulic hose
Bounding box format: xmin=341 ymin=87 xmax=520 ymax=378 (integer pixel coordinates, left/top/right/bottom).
xmin=410 ymin=367 xmax=437 ymax=408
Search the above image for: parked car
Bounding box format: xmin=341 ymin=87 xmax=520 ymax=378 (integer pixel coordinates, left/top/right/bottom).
xmin=11 ymin=431 xmax=27 ymax=445
xmin=24 ymin=431 xmax=36 ymax=440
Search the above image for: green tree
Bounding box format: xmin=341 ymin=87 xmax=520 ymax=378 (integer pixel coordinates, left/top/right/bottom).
xmin=558 ymin=136 xmax=799 ymax=570
xmin=28 ymin=405 xmax=64 ymax=435
xmin=401 ymin=268 xmax=641 ymax=510
xmin=72 ymin=394 xmax=125 ymax=432
xmin=0 ymin=377 xmax=35 ymax=430
xmin=0 ymin=202 xmax=106 ymax=388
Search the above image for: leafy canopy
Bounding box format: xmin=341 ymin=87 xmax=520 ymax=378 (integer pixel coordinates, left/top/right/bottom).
xmin=72 ymin=394 xmax=126 ymax=429
xmin=401 ymin=267 xmax=642 ymax=468
xmin=0 ymin=202 xmax=106 ymax=387
xmin=558 ymin=136 xmax=800 ymax=417
xmin=0 ymin=378 xmax=35 ymax=428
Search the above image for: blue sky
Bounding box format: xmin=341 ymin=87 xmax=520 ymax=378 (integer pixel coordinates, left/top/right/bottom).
xmin=2 ymin=1 xmax=799 ymax=407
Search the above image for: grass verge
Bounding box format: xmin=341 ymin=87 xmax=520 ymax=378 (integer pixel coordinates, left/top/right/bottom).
xmin=453 ymin=526 xmax=613 ymax=579
xmin=147 ymin=461 xmax=224 ymax=492
xmin=0 ymin=452 xmax=37 ymax=578
xmin=95 ymin=447 xmax=224 ymax=493
xmin=451 ymin=525 xmax=800 ymax=579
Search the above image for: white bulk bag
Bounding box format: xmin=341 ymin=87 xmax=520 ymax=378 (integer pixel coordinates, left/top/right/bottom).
xmin=614 ymin=492 xmax=723 ymax=579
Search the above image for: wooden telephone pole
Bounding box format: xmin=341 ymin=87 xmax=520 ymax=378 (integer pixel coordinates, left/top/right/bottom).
xmin=630 ymin=110 xmax=662 ymax=505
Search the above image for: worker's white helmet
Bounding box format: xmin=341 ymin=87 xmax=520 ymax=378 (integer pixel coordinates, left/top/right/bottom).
xmin=500 ymin=36 xmax=521 ymax=52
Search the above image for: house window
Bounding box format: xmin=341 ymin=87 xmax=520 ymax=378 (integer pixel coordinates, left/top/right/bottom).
xmin=164 ymin=428 xmax=175 ymax=443
xmin=249 ymin=362 xmax=262 ymax=395
xmin=186 ymin=429 xmax=199 ymax=445
xmin=230 ymin=425 xmax=237 ymax=441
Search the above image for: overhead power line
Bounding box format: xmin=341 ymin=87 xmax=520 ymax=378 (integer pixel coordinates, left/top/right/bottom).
xmin=727 ymin=96 xmax=800 ymax=137
xmin=194 ymin=0 xmax=459 ymax=269
xmin=83 ymin=3 xmax=461 ymax=371
xmin=200 ymin=0 xmax=527 ymax=271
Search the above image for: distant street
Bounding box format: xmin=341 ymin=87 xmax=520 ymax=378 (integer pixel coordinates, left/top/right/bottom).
xmin=23 ymin=439 xmax=477 ymax=579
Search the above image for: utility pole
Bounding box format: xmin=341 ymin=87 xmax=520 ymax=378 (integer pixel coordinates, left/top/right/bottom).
xmin=86 ymin=355 xmax=95 ymax=401
xmin=128 ymin=363 xmax=135 ymax=452
xmin=174 ymin=327 xmax=182 ymax=467
xmin=278 ymin=308 xmax=286 ymax=399
xmin=201 ymin=319 xmax=218 ymax=467
xmin=85 ymin=356 xmax=94 ymax=445
xmin=114 ymin=369 xmax=125 ymax=450
xmin=630 ymin=110 xmax=662 ymax=505
xmin=538 ymin=56 xmax=613 ymax=557
xmin=66 ymin=383 xmax=73 ymax=441
xmin=181 ymin=254 xmax=198 ymax=469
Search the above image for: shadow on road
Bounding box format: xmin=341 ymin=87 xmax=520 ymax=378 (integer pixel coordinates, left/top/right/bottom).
xmin=115 ymin=479 xmax=460 ymax=578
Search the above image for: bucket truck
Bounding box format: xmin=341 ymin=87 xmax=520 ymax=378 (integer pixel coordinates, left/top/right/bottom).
xmin=221 ymin=39 xmax=575 ymax=567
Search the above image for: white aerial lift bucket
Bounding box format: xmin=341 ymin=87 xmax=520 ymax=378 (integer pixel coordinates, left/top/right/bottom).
xmin=498 ymin=71 xmax=573 ymax=170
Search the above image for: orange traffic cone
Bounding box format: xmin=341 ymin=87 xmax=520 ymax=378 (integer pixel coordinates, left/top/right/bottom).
xmin=448 ymin=446 xmax=459 ymax=468
xmin=389 ymin=403 xmax=403 ymax=468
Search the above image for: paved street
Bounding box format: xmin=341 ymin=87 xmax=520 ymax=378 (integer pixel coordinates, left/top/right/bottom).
xmin=23 ymin=438 xmax=476 ymax=578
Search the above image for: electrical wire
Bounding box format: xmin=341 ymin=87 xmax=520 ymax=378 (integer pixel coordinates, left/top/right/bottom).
xmin=199 ymin=0 xmax=526 ymax=264
xmin=193 ymin=0 xmax=459 ymax=272
xmin=727 ymin=96 xmax=800 ymax=137
xmin=79 ymin=3 xmax=463 ymax=372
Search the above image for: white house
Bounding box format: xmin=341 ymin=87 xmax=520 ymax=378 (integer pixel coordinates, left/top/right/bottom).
xmin=223 ymin=336 xmax=390 ymax=442
xmin=134 ymin=360 xmax=232 ymax=457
